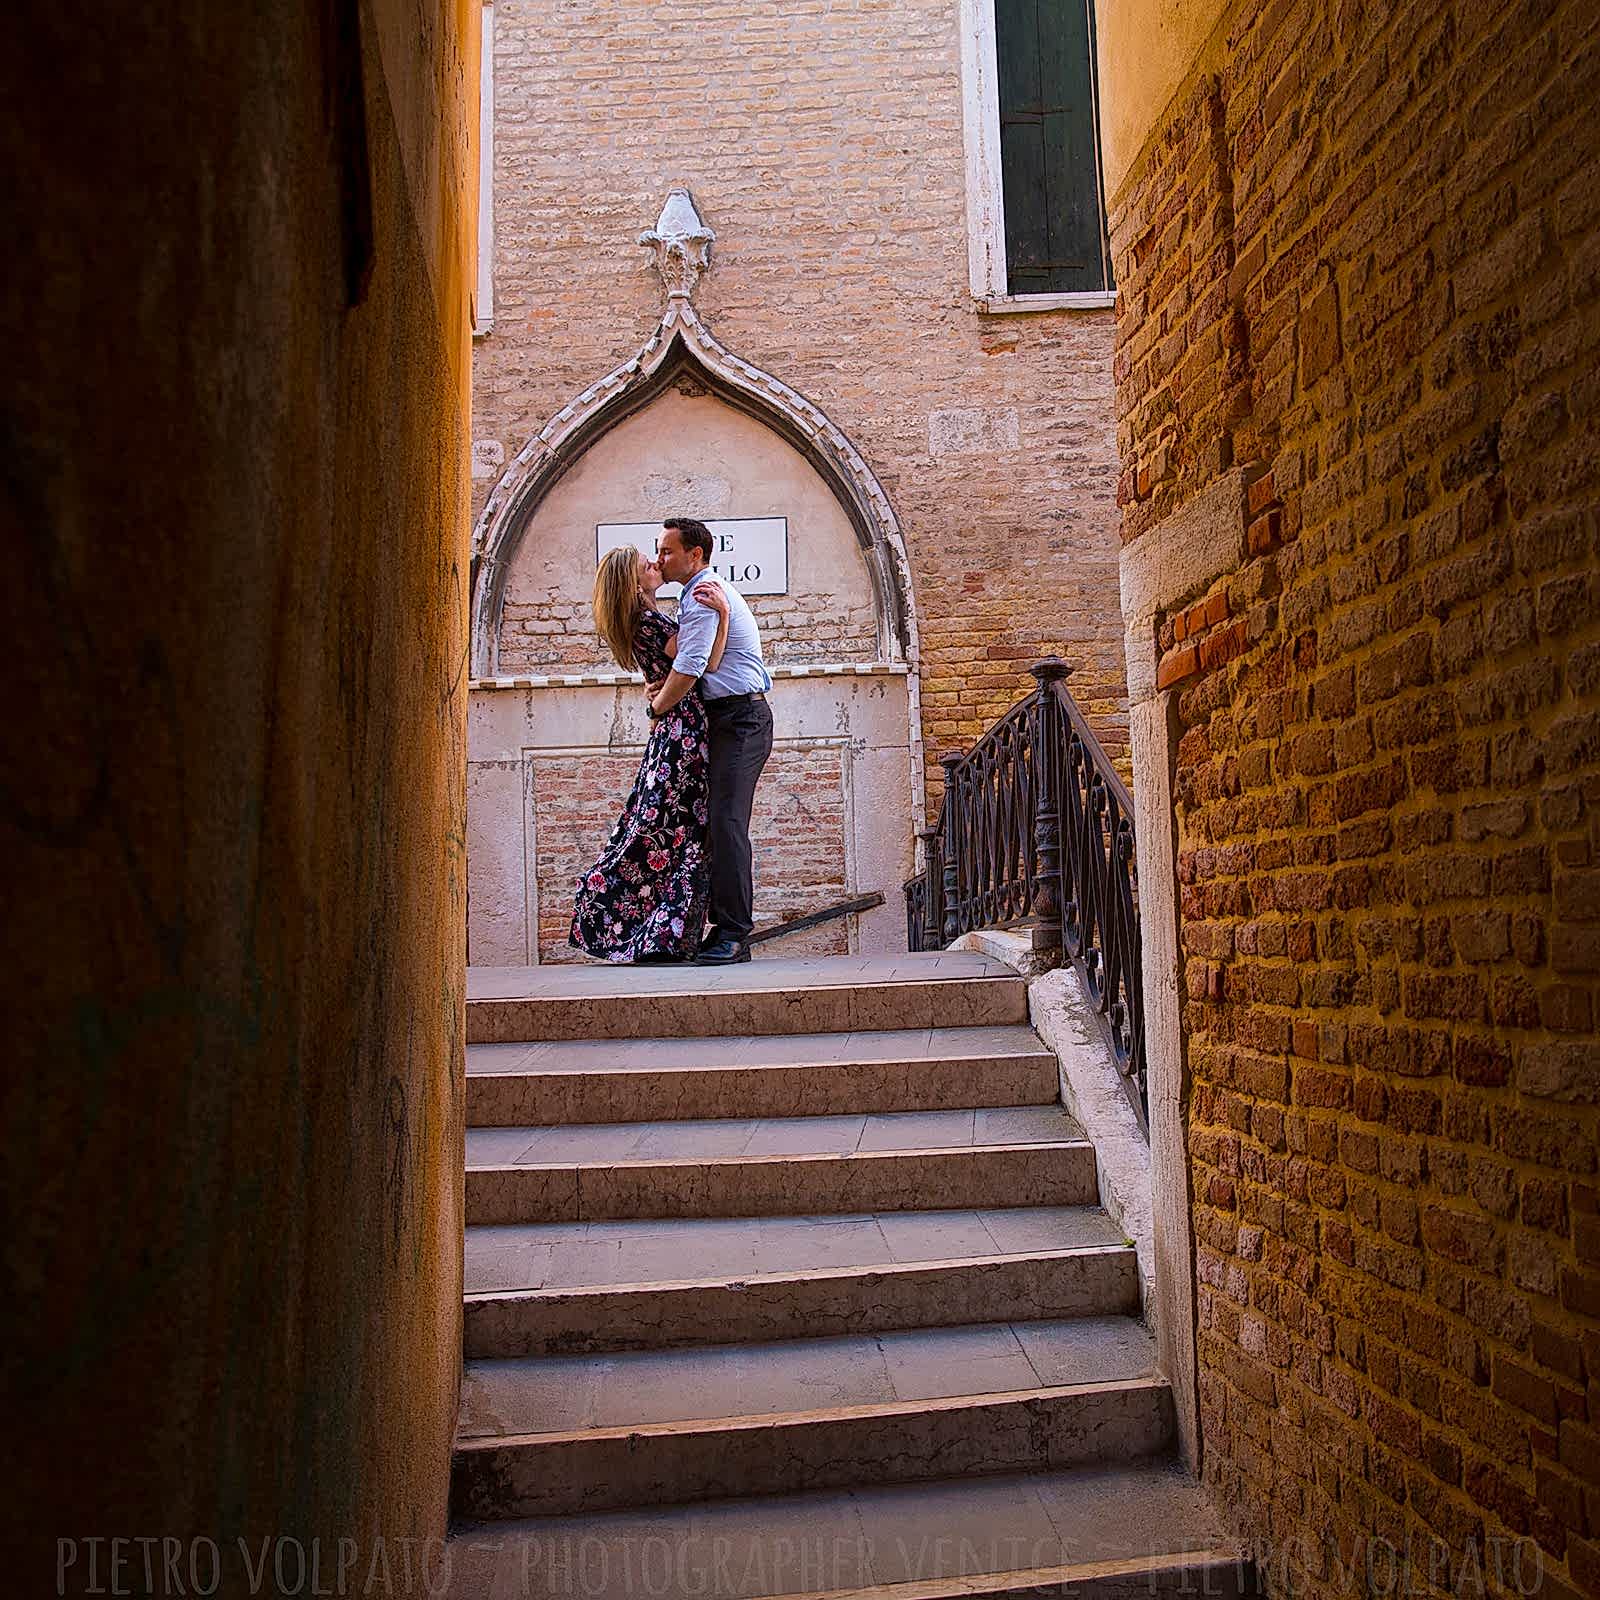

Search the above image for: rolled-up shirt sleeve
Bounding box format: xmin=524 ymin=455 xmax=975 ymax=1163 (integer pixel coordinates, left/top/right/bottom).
xmin=671 ymin=581 xmax=716 ymax=679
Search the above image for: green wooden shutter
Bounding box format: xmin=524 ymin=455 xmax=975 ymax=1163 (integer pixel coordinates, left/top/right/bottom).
xmin=997 ymin=0 xmax=1112 ymax=294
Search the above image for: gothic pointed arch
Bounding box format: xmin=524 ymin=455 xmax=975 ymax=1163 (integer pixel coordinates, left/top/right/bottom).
xmin=470 ymin=191 xmax=919 ymax=678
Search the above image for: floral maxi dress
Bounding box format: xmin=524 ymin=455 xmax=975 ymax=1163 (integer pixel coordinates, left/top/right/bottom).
xmin=570 ymin=608 xmax=711 ymax=961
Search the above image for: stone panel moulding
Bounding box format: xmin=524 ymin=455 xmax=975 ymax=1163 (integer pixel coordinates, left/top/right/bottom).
xmin=470 ymin=188 xmax=921 ymax=684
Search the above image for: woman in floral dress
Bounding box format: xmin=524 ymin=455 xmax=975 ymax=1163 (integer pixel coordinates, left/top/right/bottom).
xmin=569 ymin=545 xmax=730 ymax=963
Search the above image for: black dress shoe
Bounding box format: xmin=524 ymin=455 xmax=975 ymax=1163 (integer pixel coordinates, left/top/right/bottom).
xmin=693 ymin=936 xmax=750 ymax=965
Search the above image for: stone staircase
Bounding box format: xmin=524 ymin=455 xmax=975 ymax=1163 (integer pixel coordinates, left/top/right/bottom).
xmin=445 ymin=953 xmax=1251 ymax=1598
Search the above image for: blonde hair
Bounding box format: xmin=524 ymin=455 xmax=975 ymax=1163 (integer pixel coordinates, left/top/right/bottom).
xmin=592 ymin=545 xmax=647 ymax=671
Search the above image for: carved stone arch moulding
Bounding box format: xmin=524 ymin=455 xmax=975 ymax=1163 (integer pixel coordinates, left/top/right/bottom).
xmin=470 ymin=189 xmax=920 ymax=679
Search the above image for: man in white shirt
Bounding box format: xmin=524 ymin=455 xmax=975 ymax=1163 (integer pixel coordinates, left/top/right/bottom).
xmin=649 ymin=517 xmax=774 ymax=964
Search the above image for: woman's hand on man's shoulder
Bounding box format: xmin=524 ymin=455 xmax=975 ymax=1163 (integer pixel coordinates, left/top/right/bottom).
xmin=692 ymin=577 xmax=729 ymax=614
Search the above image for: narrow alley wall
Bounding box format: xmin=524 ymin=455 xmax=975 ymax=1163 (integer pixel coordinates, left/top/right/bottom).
xmin=471 ymin=0 xmax=1130 ymax=815
xmin=1102 ymin=0 xmax=1600 ymax=1589
xmin=2 ymin=6 xmax=475 ymax=1591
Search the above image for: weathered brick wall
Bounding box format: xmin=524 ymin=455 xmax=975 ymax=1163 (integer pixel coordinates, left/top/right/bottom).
xmin=474 ymin=0 xmax=1129 ymax=813
xmin=1111 ymin=0 xmax=1600 ymax=1589
xmin=532 ymin=745 xmax=849 ymax=961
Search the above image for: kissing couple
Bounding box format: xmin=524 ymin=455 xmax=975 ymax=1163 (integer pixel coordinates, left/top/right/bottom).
xmin=569 ymin=516 xmax=774 ymax=966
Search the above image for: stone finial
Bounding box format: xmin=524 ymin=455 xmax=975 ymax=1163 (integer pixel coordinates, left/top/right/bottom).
xmin=639 ymin=188 xmax=715 ymax=303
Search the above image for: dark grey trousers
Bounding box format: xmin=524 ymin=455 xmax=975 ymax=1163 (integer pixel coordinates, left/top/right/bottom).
xmin=704 ymin=694 xmax=774 ymax=943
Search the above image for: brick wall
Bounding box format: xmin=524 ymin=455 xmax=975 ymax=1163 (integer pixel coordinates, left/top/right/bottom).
xmin=1111 ymin=0 xmax=1600 ymax=1589
xmin=532 ymin=745 xmax=850 ymax=961
xmin=474 ymin=0 xmax=1128 ymax=814
xmin=500 ymin=590 xmax=882 ymax=677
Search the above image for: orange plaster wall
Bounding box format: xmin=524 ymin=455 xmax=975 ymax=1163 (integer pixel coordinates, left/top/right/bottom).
xmin=2 ymin=4 xmax=476 ymax=1588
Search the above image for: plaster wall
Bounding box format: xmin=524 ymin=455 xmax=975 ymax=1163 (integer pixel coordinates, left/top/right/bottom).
xmin=3 ymin=4 xmax=474 ymax=1588
xmin=499 ymin=386 xmax=878 ymax=671
xmin=1093 ymin=0 xmax=1228 ymax=201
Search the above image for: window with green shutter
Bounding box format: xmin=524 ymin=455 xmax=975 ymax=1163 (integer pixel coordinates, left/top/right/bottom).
xmin=996 ymin=0 xmax=1113 ymax=295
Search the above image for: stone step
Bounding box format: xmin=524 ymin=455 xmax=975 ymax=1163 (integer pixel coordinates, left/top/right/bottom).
xmin=467 ymin=1246 xmax=1137 ymax=1359
xmin=464 ymin=1107 xmax=1096 ymax=1225
xmin=464 ymin=1205 xmax=1136 ymax=1356
xmin=466 ymin=953 xmax=1028 ymax=1043
xmin=466 ymin=1024 xmax=1058 ymax=1127
xmin=445 ymin=1461 xmax=1252 ymax=1598
xmin=451 ymin=1317 xmax=1171 ymax=1520
xmin=467 ymin=1205 xmax=1128 ymax=1296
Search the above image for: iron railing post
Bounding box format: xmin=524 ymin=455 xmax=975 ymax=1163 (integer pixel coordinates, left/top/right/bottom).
xmin=940 ymin=751 xmax=964 ymax=947
xmin=1029 ymin=659 xmax=1071 ymax=957
xmin=918 ymin=826 xmax=942 ymax=951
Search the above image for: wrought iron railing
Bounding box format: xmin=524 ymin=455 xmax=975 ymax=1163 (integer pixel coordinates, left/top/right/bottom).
xmin=905 ymin=659 xmax=1147 ymax=1131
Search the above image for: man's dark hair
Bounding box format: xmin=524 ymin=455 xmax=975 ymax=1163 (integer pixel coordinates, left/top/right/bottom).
xmin=663 ymin=516 xmax=714 ymax=563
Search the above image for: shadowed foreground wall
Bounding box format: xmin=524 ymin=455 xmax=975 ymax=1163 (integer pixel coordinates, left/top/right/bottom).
xmin=1 ymin=7 xmax=474 ymax=1592
xmin=1103 ymin=0 xmax=1600 ymax=1590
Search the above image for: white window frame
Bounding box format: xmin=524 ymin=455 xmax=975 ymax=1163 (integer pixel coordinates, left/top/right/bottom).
xmin=958 ymin=0 xmax=1117 ymax=314
xmin=472 ymin=0 xmax=495 ymax=338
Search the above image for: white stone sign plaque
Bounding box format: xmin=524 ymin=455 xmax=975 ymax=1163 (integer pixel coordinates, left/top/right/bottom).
xmin=597 ymin=518 xmax=789 ymax=599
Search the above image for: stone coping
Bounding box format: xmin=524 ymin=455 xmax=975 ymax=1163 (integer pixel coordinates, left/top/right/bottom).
xmin=470 ymin=660 xmax=911 ymax=691
xmin=952 ymin=930 xmax=1155 ymax=1315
